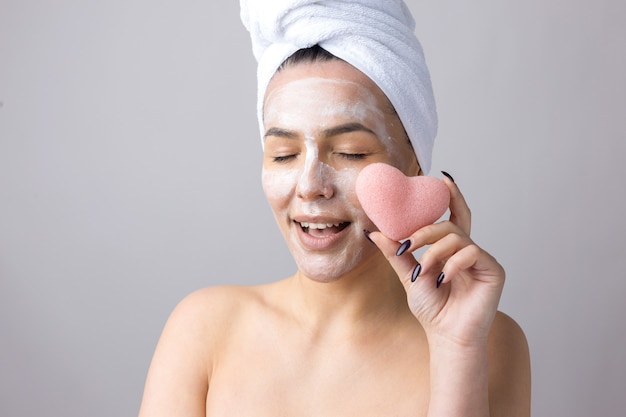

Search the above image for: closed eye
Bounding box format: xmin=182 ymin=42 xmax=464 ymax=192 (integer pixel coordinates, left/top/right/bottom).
xmin=338 ymin=153 xmax=367 ymax=160
xmin=272 ymin=154 xmax=298 ymax=163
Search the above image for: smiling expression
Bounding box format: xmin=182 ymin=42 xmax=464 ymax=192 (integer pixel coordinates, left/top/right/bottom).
xmin=262 ymin=59 xmax=420 ymax=282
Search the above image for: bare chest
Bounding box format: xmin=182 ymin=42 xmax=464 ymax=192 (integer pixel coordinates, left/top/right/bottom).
xmin=205 ymin=321 xmax=430 ymax=416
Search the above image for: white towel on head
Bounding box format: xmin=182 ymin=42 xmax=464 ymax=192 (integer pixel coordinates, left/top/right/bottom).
xmin=240 ymin=0 xmax=437 ymax=174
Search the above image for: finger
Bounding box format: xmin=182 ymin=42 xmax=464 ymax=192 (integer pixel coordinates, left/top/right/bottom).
xmin=400 ymin=220 xmax=465 ymax=253
xmin=367 ymin=231 xmax=419 ymax=287
xmin=438 ymin=244 xmax=505 ymax=287
xmin=442 ymin=172 xmax=471 ymax=236
xmin=417 ymin=232 xmax=471 ymax=277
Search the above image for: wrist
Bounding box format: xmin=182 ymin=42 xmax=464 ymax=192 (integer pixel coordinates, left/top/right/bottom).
xmin=426 ymin=334 xmax=490 ymax=417
xmin=426 ymin=328 xmax=489 ymax=353
xmin=428 ymin=334 xmax=489 ymax=375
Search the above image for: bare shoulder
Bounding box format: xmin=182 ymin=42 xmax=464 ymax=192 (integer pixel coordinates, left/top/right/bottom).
xmin=138 ymin=285 xmax=270 ymax=417
xmin=160 ymin=286 xmax=252 ymax=341
xmin=487 ymin=311 xmax=531 ymax=417
xmin=164 ymin=283 xmax=280 ymax=350
xmin=489 ymin=311 xmax=529 ymax=353
xmin=172 ymin=285 xmax=263 ymax=324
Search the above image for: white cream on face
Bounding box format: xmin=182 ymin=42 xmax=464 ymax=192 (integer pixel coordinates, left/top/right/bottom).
xmin=262 ymin=76 xmax=403 ymax=281
xmin=297 ymin=135 xmax=324 ymax=200
xmin=264 ymin=77 xmax=392 ymax=147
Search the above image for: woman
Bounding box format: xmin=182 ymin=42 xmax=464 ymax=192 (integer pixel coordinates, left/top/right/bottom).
xmin=139 ymin=2 xmax=530 ymax=416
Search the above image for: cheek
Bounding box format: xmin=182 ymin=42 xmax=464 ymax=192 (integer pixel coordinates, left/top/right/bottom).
xmin=262 ymin=168 xmax=299 ymax=207
xmin=334 ymin=167 xmax=364 ymax=213
xmin=334 ymin=167 xmax=357 ymax=194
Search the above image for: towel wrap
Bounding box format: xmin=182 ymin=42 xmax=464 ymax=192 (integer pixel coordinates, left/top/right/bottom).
xmin=241 ymin=0 xmax=437 ymax=173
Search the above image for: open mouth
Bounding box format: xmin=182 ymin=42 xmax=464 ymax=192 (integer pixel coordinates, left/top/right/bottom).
xmin=296 ymin=221 xmax=350 ymax=238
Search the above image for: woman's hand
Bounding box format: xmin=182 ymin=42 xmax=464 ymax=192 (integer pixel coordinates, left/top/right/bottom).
xmin=367 ymin=174 xmax=530 ymax=417
xmin=367 ymin=174 xmax=505 ymax=347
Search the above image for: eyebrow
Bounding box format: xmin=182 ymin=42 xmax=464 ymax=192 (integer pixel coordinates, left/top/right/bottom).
xmin=264 ymin=127 xmax=298 ymax=140
xmin=321 ymin=122 xmax=376 ymax=139
xmin=264 ymin=123 xmax=376 ymax=141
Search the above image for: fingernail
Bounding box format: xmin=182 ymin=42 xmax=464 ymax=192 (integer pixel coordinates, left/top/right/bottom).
xmin=396 ymin=240 xmax=411 ymax=256
xmin=363 ymin=229 xmax=374 ymax=243
xmin=441 ymin=171 xmax=455 ymax=183
xmin=436 ymin=272 xmax=445 ymax=288
xmin=411 ymin=263 xmax=421 ymax=282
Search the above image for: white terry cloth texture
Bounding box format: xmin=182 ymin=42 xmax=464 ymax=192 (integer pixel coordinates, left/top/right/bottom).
xmin=240 ymin=0 xmax=437 ymax=174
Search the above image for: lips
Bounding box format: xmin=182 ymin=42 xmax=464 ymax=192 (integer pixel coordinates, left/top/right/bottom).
xmin=297 ymin=220 xmax=350 ymax=238
xmin=294 ymin=219 xmax=351 ymax=245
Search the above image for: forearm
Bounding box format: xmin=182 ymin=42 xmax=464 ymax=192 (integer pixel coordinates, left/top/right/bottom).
xmin=427 ymin=335 xmax=490 ymax=417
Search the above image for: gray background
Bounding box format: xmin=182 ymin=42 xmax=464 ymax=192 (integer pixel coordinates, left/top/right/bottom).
xmin=1 ymin=0 xmax=624 ymax=415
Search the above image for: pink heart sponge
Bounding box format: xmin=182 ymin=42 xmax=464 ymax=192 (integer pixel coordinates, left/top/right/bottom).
xmin=356 ymin=163 xmax=450 ymax=241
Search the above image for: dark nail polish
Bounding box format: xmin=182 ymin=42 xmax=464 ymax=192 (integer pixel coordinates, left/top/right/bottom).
xmin=436 ymin=272 xmax=445 ymax=288
xmin=396 ymin=240 xmax=411 ymax=256
xmin=441 ymin=171 xmax=455 ymax=183
xmin=363 ymin=229 xmax=374 ymax=243
xmin=411 ymin=263 xmax=421 ymax=282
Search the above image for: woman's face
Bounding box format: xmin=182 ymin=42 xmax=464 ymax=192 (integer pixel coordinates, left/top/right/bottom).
xmin=262 ymin=59 xmax=420 ymax=282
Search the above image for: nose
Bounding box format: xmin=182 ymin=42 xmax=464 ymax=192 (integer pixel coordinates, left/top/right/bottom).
xmin=296 ymin=157 xmax=334 ymax=200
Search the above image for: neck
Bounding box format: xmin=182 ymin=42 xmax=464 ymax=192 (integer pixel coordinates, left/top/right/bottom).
xmin=287 ymin=252 xmax=409 ymax=335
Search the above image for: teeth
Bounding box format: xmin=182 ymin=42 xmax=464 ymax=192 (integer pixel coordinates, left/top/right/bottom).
xmin=299 ymin=222 xmax=341 ymax=229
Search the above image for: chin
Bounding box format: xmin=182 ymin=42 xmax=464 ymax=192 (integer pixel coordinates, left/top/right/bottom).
xmin=292 ymin=248 xmax=366 ymax=283
xmin=298 ymin=269 xmax=345 ymax=284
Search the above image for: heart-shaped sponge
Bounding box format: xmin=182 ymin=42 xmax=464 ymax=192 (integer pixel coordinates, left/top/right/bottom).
xmin=356 ymin=163 xmax=450 ymax=241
